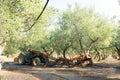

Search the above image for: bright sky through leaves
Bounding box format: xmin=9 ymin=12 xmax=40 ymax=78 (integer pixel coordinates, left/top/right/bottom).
xmin=49 ymin=0 xmax=120 ymax=18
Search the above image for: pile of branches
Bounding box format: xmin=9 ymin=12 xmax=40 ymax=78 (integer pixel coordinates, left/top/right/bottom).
xmin=47 ymin=54 xmax=93 ymax=68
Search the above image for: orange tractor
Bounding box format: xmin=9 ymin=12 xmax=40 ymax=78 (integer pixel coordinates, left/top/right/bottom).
xmin=14 ymin=49 xmax=49 ymax=66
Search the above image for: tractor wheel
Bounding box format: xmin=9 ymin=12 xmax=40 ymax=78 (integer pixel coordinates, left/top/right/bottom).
xmin=18 ymin=54 xmax=25 ymax=65
xmin=32 ymin=58 xmax=41 ymax=66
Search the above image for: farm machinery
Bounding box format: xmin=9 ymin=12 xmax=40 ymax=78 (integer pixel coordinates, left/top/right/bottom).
xmin=14 ymin=49 xmax=49 ymax=66
xmin=14 ymin=49 xmax=93 ymax=67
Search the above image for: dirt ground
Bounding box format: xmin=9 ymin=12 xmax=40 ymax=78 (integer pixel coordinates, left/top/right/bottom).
xmin=0 ymin=55 xmax=120 ymax=80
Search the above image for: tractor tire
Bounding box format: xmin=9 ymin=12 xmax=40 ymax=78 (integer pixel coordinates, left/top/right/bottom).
xmin=32 ymin=58 xmax=41 ymax=66
xmin=18 ymin=54 xmax=25 ymax=65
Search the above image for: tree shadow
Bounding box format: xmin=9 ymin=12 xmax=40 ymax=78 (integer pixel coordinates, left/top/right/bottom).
xmin=1 ymin=62 xmax=120 ymax=80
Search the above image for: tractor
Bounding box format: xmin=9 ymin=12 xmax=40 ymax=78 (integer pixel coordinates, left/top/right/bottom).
xmin=14 ymin=49 xmax=49 ymax=66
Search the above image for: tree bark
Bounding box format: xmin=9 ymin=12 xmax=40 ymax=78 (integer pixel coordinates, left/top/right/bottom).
xmin=79 ymin=37 xmax=86 ymax=56
xmin=42 ymin=47 xmax=48 ymax=54
xmin=87 ymin=36 xmax=98 ymax=52
xmin=42 ymin=47 xmax=54 ymax=56
xmin=115 ymin=43 xmax=120 ymax=60
xmin=63 ymin=49 xmax=66 ymax=59
xmin=62 ymin=43 xmax=72 ymax=67
xmin=94 ymin=48 xmax=101 ymax=61
xmin=49 ymin=48 xmax=55 ymax=56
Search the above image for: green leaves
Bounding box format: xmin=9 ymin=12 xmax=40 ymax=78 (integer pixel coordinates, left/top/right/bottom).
xmin=0 ymin=0 xmax=54 ymax=55
xmin=0 ymin=1 xmax=117 ymax=57
xmin=47 ymin=4 xmax=116 ymax=55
